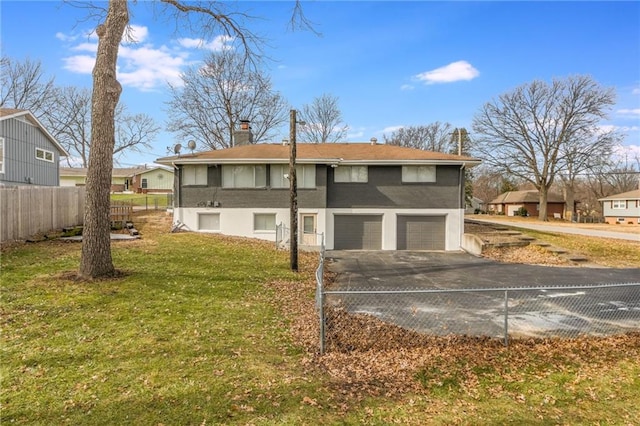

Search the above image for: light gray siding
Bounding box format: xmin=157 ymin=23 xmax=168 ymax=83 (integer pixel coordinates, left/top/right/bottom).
xmin=0 ymin=116 xmax=61 ymax=186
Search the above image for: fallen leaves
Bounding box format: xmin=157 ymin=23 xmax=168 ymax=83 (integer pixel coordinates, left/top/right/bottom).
xmin=267 ymin=255 xmax=640 ymax=405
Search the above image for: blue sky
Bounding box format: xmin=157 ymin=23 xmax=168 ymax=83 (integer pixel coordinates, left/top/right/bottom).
xmin=1 ymin=1 xmax=639 ymax=167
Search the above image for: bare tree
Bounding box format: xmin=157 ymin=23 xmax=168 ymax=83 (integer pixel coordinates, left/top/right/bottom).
xmin=384 ymin=122 xmax=456 ymax=153
xmin=472 ymin=75 xmax=616 ymax=221
xmin=78 ymin=0 xmax=310 ymax=278
xmin=43 ymin=86 xmax=160 ymax=167
xmin=556 ymin=128 xmax=620 ymax=220
xmin=166 ymin=50 xmax=288 ymax=149
xmin=297 ymin=93 xmax=348 ymax=143
xmin=0 ymin=56 xmax=56 ymax=120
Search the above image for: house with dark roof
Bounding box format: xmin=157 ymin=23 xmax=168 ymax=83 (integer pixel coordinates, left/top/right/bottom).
xmin=0 ymin=108 xmax=68 ymax=186
xmin=156 ymin=137 xmax=480 ymax=251
xmin=598 ymin=189 xmax=640 ymax=225
xmin=487 ymin=190 xmax=567 ymax=218
xmin=60 ymin=166 xmax=174 ymax=193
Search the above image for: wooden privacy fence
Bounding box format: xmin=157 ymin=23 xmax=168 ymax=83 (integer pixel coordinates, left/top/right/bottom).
xmin=0 ymin=186 xmax=86 ymax=243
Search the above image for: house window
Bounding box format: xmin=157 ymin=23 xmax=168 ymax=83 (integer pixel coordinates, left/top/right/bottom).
xmin=270 ymin=164 xmax=316 ymax=188
xmin=198 ymin=213 xmax=220 ymax=231
xmin=183 ymin=165 xmax=207 ymax=185
xmin=612 ymin=200 xmax=627 ymax=209
xmin=222 ymin=165 xmax=266 ymax=188
xmin=334 ymin=165 xmax=368 ymax=183
xmin=0 ymin=137 xmax=4 ymax=173
xmin=254 ymin=213 xmax=276 ymax=232
xmin=402 ymin=165 xmax=436 ymax=183
xmin=35 ymin=147 xmax=54 ymax=163
xmin=141 ymin=178 xmax=148 ymax=189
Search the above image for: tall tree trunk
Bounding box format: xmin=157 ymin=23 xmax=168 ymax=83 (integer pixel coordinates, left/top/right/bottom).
xmin=538 ymin=185 xmax=549 ymax=221
xmin=79 ymin=0 xmax=129 ymax=279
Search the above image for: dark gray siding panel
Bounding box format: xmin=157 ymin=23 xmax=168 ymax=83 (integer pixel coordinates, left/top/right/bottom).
xmin=0 ymin=117 xmax=60 ymax=186
xmin=179 ymin=164 xmax=327 ymax=209
xmin=327 ymin=165 xmax=461 ymax=209
xmin=334 ymin=214 xmax=382 ymax=250
xmin=397 ymin=215 xmax=445 ymax=250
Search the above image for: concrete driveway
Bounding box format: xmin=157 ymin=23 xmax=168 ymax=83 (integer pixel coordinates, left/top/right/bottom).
xmin=325 ymin=251 xmax=640 ymax=338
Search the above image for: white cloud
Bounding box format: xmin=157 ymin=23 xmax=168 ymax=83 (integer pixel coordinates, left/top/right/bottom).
xmin=126 ymin=25 xmax=149 ymax=43
xmin=72 ymin=42 xmax=99 ymax=52
xmin=632 ymin=87 xmax=640 ymax=95
xmin=58 ymin=26 xmax=242 ymax=91
xmin=62 ymin=55 xmax=96 ymax=74
xmin=617 ymin=108 xmax=640 ymax=116
xmin=613 ymin=144 xmax=640 ymax=158
xmin=414 ymin=60 xmax=479 ymax=84
xmin=400 ymin=84 xmax=414 ymax=91
xmin=56 ymin=32 xmax=77 ymax=42
xmin=382 ymin=125 xmax=404 ymax=134
xmin=177 ymin=35 xmax=233 ymax=51
xmin=118 ymin=45 xmax=188 ymax=90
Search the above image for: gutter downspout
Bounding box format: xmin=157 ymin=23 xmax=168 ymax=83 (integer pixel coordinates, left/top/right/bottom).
xmin=171 ymin=162 xmax=182 ymax=227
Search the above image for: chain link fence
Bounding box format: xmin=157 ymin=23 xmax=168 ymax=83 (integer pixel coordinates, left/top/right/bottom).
xmin=314 ymin=255 xmax=640 ymax=353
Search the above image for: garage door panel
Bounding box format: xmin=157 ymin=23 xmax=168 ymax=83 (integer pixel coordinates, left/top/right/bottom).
xmin=397 ymin=215 xmax=445 ymax=250
xmin=334 ymin=215 xmax=382 ymax=250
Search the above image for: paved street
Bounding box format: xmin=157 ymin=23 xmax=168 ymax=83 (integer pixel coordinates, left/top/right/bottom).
xmin=467 ymin=217 xmax=640 ymax=242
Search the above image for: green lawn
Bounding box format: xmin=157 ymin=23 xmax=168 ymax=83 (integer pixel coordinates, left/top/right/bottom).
xmin=2 ymin=212 xmax=639 ymax=424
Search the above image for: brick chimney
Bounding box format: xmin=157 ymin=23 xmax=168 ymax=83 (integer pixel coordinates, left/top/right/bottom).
xmin=234 ymin=119 xmax=254 ymax=146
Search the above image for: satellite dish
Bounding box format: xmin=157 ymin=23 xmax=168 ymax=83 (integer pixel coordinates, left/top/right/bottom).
xmin=173 ymin=143 xmax=182 ymax=155
xmin=187 ymin=140 xmax=197 ymax=152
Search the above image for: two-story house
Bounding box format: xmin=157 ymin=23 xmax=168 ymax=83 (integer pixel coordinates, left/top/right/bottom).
xmin=599 ymin=189 xmax=640 ymax=225
xmin=156 ymin=139 xmax=480 ymax=251
xmin=0 ymin=108 xmax=68 ymax=186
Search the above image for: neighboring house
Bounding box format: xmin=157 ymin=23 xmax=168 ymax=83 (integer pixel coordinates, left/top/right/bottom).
xmin=156 ymin=139 xmax=480 ymax=251
xmin=487 ymin=190 xmax=567 ymax=218
xmin=60 ymin=166 xmax=174 ymax=193
xmin=598 ymin=189 xmax=640 ymax=225
xmin=0 ymin=108 xmax=68 ymax=186
xmin=465 ymin=196 xmax=485 ymax=214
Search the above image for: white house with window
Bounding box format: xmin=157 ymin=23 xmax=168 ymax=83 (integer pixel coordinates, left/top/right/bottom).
xmin=599 ymin=189 xmax=640 ymax=225
xmin=156 ymin=141 xmax=480 ymax=251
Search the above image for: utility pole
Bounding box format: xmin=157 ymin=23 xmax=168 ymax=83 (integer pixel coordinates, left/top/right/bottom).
xmin=289 ymin=110 xmax=298 ymax=272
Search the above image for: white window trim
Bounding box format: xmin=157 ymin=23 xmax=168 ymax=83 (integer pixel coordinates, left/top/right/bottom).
xmin=253 ymin=213 xmax=276 ymax=233
xmin=222 ymin=165 xmax=267 ymax=188
xmin=197 ymin=212 xmax=221 ymax=232
xmin=271 ymin=164 xmax=316 ymax=189
xmin=183 ymin=165 xmax=208 ymax=186
xmin=334 ymin=165 xmax=368 ymax=183
xmin=35 ymin=147 xmax=54 ymax=163
xmin=0 ymin=137 xmax=4 ymax=173
xmin=401 ymin=165 xmax=436 ymax=183
xmin=612 ymin=200 xmax=627 ymax=209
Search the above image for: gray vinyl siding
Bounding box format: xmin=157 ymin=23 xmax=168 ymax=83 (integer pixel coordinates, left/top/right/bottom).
xmin=327 ymin=165 xmax=462 ymax=209
xmin=178 ymin=164 xmax=327 ymax=208
xmin=0 ymin=116 xmax=61 ymax=186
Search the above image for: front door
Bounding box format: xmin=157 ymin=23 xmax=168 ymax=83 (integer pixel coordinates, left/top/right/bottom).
xmin=301 ymin=214 xmax=317 ymax=245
